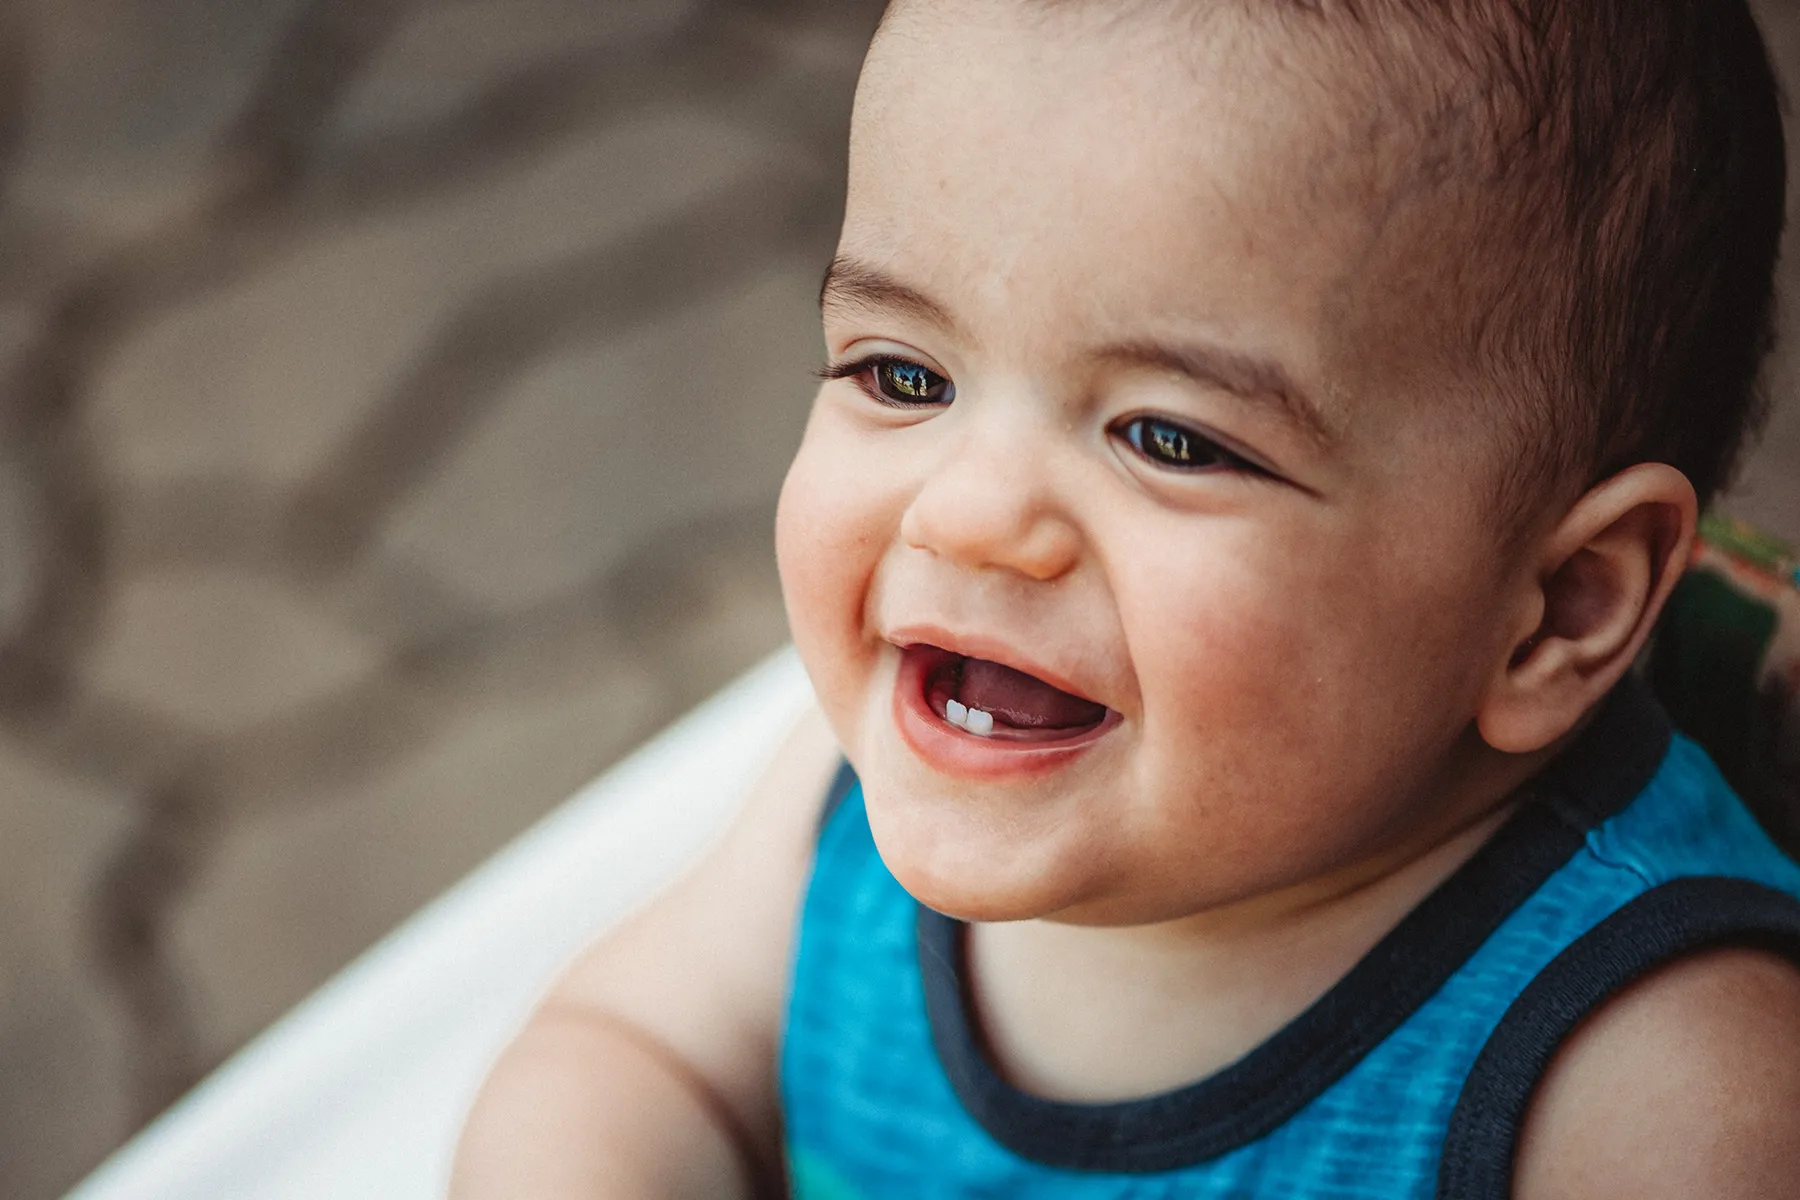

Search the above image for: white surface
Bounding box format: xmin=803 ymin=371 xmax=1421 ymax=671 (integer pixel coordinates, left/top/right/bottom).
xmin=67 ymin=648 xmax=815 ymax=1200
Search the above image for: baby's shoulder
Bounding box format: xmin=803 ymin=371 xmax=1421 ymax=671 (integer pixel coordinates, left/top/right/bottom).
xmin=1512 ymin=946 xmax=1800 ymax=1198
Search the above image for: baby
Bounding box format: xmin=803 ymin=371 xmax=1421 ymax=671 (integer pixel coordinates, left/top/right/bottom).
xmin=453 ymin=0 xmax=1800 ymax=1196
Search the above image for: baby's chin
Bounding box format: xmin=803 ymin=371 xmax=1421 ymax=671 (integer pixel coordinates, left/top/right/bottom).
xmin=880 ymin=850 xmax=1073 ymax=925
xmin=862 ymin=782 xmax=1122 ymax=924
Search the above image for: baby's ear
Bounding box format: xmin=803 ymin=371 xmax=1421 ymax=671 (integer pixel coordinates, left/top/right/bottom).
xmin=1478 ymin=463 xmax=1696 ymax=754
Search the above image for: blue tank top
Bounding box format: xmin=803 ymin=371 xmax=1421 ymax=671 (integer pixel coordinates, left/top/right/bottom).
xmin=780 ymin=681 xmax=1800 ymax=1198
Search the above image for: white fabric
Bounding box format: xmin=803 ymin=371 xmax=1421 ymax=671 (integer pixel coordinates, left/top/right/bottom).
xmin=66 ymin=649 xmax=815 ymax=1200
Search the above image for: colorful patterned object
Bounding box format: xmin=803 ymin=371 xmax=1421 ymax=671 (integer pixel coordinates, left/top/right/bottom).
xmin=1647 ymin=512 xmax=1800 ymax=853
xmin=1697 ymin=511 xmax=1800 ymax=587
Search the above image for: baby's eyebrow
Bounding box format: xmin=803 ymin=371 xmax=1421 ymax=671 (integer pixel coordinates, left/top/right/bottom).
xmin=818 ymin=257 xmax=1335 ymax=450
xmin=818 ymin=256 xmax=962 ymax=335
xmin=1090 ymin=339 xmax=1337 ymax=449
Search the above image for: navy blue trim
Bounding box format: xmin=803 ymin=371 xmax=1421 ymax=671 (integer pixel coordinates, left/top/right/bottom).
xmin=816 ymin=759 xmax=860 ymax=835
xmin=917 ymin=679 xmax=1673 ymax=1173
xmin=1436 ymin=876 xmax=1800 ymax=1199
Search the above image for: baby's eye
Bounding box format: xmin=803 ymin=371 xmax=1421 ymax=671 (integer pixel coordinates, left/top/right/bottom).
xmin=817 ymin=355 xmax=955 ymax=408
xmin=1119 ymin=416 xmax=1241 ymax=471
xmin=867 ymin=358 xmax=953 ymax=407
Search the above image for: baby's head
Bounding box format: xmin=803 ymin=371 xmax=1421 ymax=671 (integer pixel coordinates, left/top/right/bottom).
xmin=776 ymin=0 xmax=1786 ymax=924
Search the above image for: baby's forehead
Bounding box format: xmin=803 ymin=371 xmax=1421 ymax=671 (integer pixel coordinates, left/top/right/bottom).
xmin=874 ymin=0 xmax=1460 ymax=145
xmin=849 ymin=1 xmax=1486 ymax=411
xmin=859 ymin=0 xmax=1488 ymax=272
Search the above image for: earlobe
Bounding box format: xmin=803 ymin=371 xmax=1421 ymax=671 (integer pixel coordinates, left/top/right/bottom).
xmin=1479 ymin=464 xmax=1697 ymax=754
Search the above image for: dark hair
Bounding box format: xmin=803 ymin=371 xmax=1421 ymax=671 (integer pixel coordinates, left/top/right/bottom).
xmin=1285 ymin=0 xmax=1787 ymax=520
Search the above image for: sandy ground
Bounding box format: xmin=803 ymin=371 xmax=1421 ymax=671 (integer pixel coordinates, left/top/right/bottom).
xmin=0 ymin=2 xmax=1795 ymax=1196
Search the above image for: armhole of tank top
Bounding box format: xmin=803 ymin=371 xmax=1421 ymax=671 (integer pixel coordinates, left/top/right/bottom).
xmin=1436 ymin=875 xmax=1800 ymax=1200
xmin=815 ymin=758 xmax=859 ymax=840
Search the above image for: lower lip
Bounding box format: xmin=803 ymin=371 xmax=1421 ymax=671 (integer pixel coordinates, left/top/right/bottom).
xmin=891 ymin=647 xmax=1120 ymax=780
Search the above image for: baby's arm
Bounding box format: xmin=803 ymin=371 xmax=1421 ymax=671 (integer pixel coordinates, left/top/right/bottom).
xmin=1513 ymin=947 xmax=1800 ymax=1197
xmin=450 ymin=704 xmax=842 ymax=1200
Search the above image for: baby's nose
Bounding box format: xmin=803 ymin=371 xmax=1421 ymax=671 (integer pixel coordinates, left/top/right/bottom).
xmin=898 ymin=438 xmax=1081 ymax=581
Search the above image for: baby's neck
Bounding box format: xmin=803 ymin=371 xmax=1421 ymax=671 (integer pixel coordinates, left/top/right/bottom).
xmin=964 ymin=797 xmax=1521 ymax=1104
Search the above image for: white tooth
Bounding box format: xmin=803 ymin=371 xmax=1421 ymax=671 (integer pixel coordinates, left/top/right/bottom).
xmin=965 ymin=708 xmax=995 ymax=736
xmin=945 ymin=698 xmax=968 ymax=727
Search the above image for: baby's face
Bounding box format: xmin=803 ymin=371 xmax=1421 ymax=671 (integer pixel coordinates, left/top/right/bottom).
xmin=778 ymin=0 xmax=1529 ymax=925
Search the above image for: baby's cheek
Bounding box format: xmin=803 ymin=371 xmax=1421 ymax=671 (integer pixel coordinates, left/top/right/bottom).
xmin=775 ymin=429 xmax=891 ymax=732
xmin=1131 ymin=555 xmax=1316 ymax=723
xmin=1129 ymin=543 xmax=1394 ymax=785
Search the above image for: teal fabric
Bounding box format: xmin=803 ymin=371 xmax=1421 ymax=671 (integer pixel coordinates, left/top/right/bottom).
xmin=780 ymin=734 xmax=1800 ymax=1198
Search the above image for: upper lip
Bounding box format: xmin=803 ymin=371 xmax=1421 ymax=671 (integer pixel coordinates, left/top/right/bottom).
xmin=883 ymin=622 xmax=1110 ymax=710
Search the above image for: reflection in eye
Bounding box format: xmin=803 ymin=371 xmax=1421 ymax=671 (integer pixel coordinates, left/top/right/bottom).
xmin=814 ymin=355 xmax=956 ymax=408
xmin=1122 ymin=416 xmax=1234 ymax=470
xmin=872 ymin=359 xmax=953 ymax=406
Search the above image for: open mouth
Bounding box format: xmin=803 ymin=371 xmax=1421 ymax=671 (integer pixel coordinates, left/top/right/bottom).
xmin=905 ymin=644 xmax=1114 ymax=744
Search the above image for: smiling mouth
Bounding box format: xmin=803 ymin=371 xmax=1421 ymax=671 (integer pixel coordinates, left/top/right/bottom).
xmin=907 ymin=644 xmax=1113 ymax=743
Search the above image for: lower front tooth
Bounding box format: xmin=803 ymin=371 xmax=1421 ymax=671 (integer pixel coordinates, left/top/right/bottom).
xmin=945 ymin=698 xmax=968 ymax=727
xmin=965 ymin=708 xmax=994 ymax=736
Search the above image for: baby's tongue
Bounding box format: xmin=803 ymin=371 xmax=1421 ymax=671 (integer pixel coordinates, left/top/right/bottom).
xmin=955 ymin=657 xmax=1107 ymax=730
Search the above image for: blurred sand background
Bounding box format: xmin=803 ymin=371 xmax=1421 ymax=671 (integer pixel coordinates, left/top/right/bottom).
xmin=0 ymin=1 xmax=1796 ymax=1195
